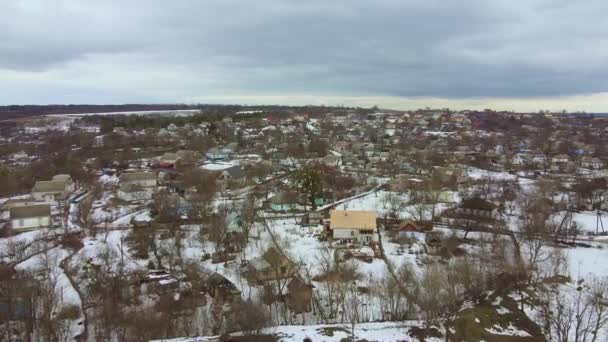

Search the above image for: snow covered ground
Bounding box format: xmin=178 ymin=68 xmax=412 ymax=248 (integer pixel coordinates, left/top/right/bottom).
xmin=15 ymin=246 xmax=85 ymax=339
xmin=467 ymin=167 xmax=517 ymax=181
xmin=154 ymin=321 xmax=436 ymax=342
xmin=566 ymin=243 xmax=608 ymax=279
xmin=551 ymin=210 xmax=608 ymax=234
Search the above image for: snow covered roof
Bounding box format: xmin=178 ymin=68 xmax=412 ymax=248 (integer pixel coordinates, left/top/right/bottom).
xmin=33 ymin=180 xmax=65 ymax=193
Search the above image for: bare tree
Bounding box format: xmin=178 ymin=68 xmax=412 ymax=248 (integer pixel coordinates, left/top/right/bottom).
xmin=588 ymin=277 xmax=608 ymax=342
xmin=228 ymin=300 xmax=271 ymax=337
xmin=343 ymin=282 xmax=361 ymax=340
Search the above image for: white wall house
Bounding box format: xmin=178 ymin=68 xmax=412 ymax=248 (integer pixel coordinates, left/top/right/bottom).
xmin=119 ymin=172 xmax=158 ymax=188
xmin=329 ymin=210 xmax=377 ymax=243
xmin=9 ymin=204 xmax=51 ymax=231
xmin=582 ymin=157 xmax=604 ymax=170
xmin=32 ymin=175 xmax=75 ymax=202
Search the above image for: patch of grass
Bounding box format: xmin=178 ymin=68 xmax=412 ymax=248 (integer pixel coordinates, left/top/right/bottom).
xmin=449 ymin=290 xmax=546 ymax=342
xmin=408 ymin=326 xmax=442 ymax=342
xmin=220 ymin=334 xmax=277 ymax=342
xmin=317 ymin=326 xmax=350 ymax=337
xmin=56 ymin=304 xmax=80 ymax=320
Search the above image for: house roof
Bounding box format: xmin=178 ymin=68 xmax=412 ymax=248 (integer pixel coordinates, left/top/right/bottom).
xmin=161 ymin=152 xmax=178 ymax=161
xmin=398 ymin=220 xmax=421 ymax=231
xmin=330 ymin=210 xmax=377 ymax=230
xmin=270 ymin=191 xmax=298 ymax=204
xmin=177 ymin=150 xmax=199 ymax=159
xmin=52 ymin=174 xmax=72 ymax=182
xmin=33 ymin=180 xmax=65 ymax=193
xmin=119 ymin=172 xmax=157 ymax=183
xmin=119 ymin=183 xmax=146 ymax=193
xmin=10 ymin=204 xmax=51 ymax=219
xmin=223 ymin=165 xmax=246 ymax=179
xmin=207 ymin=272 xmax=239 ymax=292
xmin=460 ymin=197 xmax=496 ymax=211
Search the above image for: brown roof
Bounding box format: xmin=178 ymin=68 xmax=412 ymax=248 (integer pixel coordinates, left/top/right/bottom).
xmin=10 ymin=204 xmax=51 ymax=219
xmin=399 ymin=220 xmax=421 ymax=232
xmin=33 ymin=180 xmax=65 ymax=193
xmin=461 ymin=197 xmax=496 ymax=211
xmin=330 ymin=210 xmax=377 ymax=231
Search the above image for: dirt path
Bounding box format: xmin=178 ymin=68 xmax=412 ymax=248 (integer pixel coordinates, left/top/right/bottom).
xmin=59 ymin=247 xmax=89 ymax=342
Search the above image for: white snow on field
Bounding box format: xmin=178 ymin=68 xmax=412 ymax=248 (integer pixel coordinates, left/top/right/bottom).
xmin=91 ymin=204 xmax=140 ymax=224
xmin=16 ymin=249 xmax=74 ymax=302
xmin=333 ymin=190 xmax=452 ymax=222
xmin=202 ymin=161 xmax=240 ymax=171
xmin=133 ymin=209 xmax=152 ymax=222
xmin=467 ymin=167 xmax=516 ymax=181
xmin=0 ymin=228 xmax=50 ymax=255
xmin=47 ymin=109 xmax=201 ymax=117
xmin=567 ymin=244 xmax=608 ymax=279
xmin=154 ymin=321 xmax=434 ymax=342
xmin=551 ymin=211 xmax=608 ymax=234
xmin=334 ymin=191 xmax=403 ymax=213
xmin=110 ymin=208 xmax=149 ymax=227
xmin=268 ymin=218 xmax=325 ymax=274
xmin=76 ymin=231 xmax=147 ymax=273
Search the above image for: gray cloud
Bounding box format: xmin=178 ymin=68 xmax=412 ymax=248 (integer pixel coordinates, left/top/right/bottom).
xmin=1 ymin=0 xmax=608 ymax=105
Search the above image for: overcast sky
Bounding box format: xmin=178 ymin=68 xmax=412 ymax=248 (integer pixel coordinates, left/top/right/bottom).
xmin=2 ymin=0 xmax=608 ymax=111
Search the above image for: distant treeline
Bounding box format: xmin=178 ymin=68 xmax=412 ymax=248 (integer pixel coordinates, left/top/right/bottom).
xmin=0 ymin=103 xmax=369 ymax=121
xmin=0 ymin=104 xmax=195 ymax=120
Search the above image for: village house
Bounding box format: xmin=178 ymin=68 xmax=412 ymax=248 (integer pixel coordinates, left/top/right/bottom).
xmin=9 ymin=204 xmax=51 ymax=231
xmin=160 ymin=150 xmax=201 ymax=168
xmin=329 ymin=210 xmax=377 ymax=243
xmin=119 ymin=172 xmax=157 ymax=188
xmin=582 ymin=157 xmax=604 ymax=170
xmin=395 ymin=220 xmax=427 ymax=239
xmin=269 ymin=191 xmax=299 ymax=212
xmin=216 ymin=165 xmax=247 ymax=190
xmin=455 ymin=197 xmax=497 ymax=219
xmin=424 ymin=230 xmax=461 ymax=256
xmin=432 ymin=166 xmax=466 ymax=185
xmin=552 ymin=154 xmax=570 ymax=164
xmin=321 ymin=154 xmax=341 ymax=168
xmin=206 ymin=147 xmax=233 ymax=161
xmin=159 ymin=152 xmax=179 ymax=168
xmin=117 ymin=184 xmax=154 ymax=202
xmin=32 ymin=174 xmax=75 ymax=202
xmin=4 ymin=198 xmax=42 ymax=210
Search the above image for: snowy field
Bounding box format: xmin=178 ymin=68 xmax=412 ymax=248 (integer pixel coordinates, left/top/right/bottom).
xmin=47 ymin=109 xmax=201 ymax=117
xmin=551 ymin=210 xmax=608 ymax=234
xmin=155 ymin=321 xmax=436 ymax=342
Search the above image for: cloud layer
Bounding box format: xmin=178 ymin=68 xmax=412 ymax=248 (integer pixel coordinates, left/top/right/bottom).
xmin=1 ymin=0 xmax=608 ymax=110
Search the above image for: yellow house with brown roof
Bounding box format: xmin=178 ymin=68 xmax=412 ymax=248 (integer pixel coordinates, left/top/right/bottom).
xmin=329 ymin=210 xmax=377 ymax=243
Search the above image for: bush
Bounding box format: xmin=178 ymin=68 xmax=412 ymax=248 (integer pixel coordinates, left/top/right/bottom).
xmin=61 ymin=233 xmax=84 ymax=250
xmin=56 ymin=304 xmax=80 ymax=320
